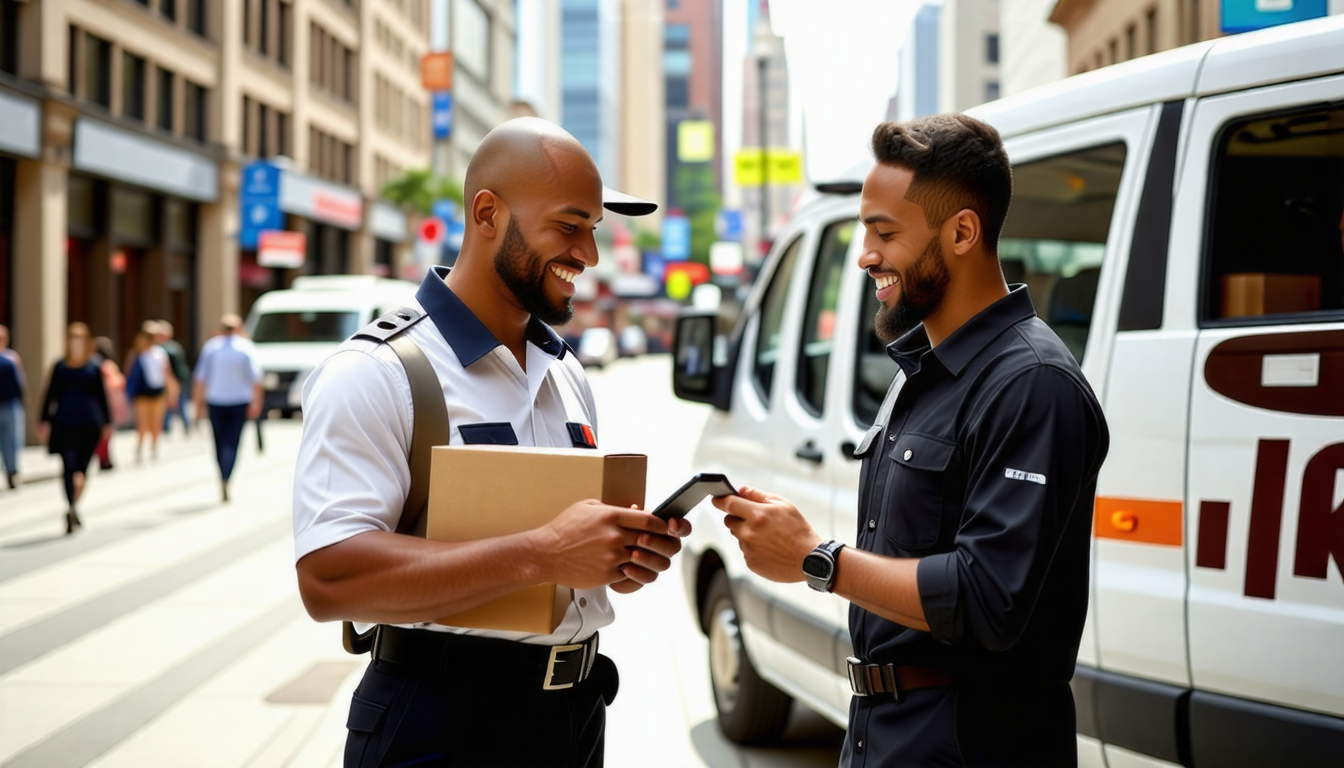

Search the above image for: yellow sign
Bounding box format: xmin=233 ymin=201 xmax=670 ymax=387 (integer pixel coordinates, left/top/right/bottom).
xmin=666 ymin=270 xmax=693 ymax=301
xmin=733 ymin=149 xmax=803 ymax=186
xmin=678 ymin=120 xmax=716 ymax=163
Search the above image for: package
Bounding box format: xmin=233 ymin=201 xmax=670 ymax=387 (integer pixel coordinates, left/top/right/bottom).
xmin=427 ymin=445 xmax=647 ymax=633
xmin=1219 ymin=273 xmax=1321 ymax=318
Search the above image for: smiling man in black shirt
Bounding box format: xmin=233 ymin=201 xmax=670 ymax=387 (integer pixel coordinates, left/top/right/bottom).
xmin=715 ymin=114 xmax=1110 ymax=766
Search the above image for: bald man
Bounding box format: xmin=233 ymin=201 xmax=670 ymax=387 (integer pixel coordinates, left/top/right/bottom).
xmin=292 ymin=118 xmax=684 ymax=767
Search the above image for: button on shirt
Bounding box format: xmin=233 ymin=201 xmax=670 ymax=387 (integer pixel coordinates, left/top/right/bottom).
xmin=193 ymin=334 xmax=262 ymax=406
xmin=292 ymin=266 xmax=609 ymax=646
xmin=850 ymin=286 xmax=1109 ymax=683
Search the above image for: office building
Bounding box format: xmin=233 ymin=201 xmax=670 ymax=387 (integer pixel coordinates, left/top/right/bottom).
xmin=1000 ymin=0 xmax=1066 ymax=96
xmin=939 ymin=0 xmax=1001 ymax=112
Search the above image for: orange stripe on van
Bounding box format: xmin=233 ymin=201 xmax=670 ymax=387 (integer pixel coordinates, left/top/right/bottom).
xmin=1093 ymin=497 xmax=1183 ymax=547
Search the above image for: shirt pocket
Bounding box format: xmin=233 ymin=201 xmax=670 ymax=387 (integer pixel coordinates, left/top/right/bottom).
xmin=458 ymin=422 xmax=519 ymax=445
xmin=882 ymin=432 xmax=956 ymax=550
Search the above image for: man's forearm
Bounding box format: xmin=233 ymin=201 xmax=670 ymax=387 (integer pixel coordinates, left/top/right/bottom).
xmin=296 ymin=529 xmax=552 ymax=624
xmin=832 ymin=548 xmax=931 ymax=633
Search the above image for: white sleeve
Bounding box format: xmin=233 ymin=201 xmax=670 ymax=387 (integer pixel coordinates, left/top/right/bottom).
xmin=291 ymin=344 xmax=415 ymax=562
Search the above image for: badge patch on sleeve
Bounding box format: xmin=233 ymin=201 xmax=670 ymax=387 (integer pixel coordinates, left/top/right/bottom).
xmin=1005 ymin=467 xmax=1047 ymax=485
xmin=567 ymin=422 xmax=597 ymax=449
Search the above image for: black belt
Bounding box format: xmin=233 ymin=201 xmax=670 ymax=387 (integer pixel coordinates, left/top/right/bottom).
xmin=373 ymin=625 xmax=599 ymax=691
xmin=847 ymin=656 xmax=955 ymax=700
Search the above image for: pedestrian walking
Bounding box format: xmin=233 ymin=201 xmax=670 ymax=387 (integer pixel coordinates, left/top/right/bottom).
xmin=292 ymin=117 xmax=688 ymax=767
xmin=192 ymin=314 xmax=262 ymax=502
xmin=0 ymin=324 xmax=26 ymax=486
xmin=125 ymin=325 xmax=174 ymax=461
xmin=715 ymin=115 xmax=1110 ymax=766
xmin=92 ymin=336 xmax=129 ymax=471
xmin=0 ymin=345 xmax=21 ymax=489
xmin=37 ymin=322 xmax=112 ymax=534
xmin=156 ymin=320 xmax=192 ymax=435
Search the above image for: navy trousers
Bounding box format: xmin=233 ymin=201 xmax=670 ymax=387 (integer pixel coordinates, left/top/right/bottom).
xmin=207 ymin=403 xmax=249 ymax=481
xmin=345 ymin=655 xmax=616 ymax=768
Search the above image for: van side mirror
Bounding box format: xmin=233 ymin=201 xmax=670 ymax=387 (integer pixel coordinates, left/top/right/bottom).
xmin=672 ymin=311 xmax=732 ymax=410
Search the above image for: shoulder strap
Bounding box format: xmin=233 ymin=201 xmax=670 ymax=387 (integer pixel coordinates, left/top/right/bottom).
xmin=343 ymin=307 xmax=450 ymax=654
xmin=352 ymin=306 xmax=449 ymax=537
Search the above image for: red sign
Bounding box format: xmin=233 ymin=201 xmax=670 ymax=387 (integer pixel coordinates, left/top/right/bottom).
xmin=421 ymin=52 xmax=454 ymax=91
xmin=664 ymin=261 xmax=710 ymax=286
xmin=418 ymin=217 xmax=446 ymax=244
xmin=258 ymin=230 xmax=307 ymax=269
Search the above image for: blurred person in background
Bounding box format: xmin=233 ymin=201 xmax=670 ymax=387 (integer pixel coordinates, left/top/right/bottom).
xmin=38 ymin=322 xmax=111 ymax=534
xmin=156 ymin=320 xmax=193 ymax=436
xmin=193 ymin=314 xmax=263 ymax=502
xmin=0 ymin=340 xmax=21 ymax=489
xmin=0 ymin=324 xmax=26 ymax=486
xmin=125 ymin=325 xmax=175 ymax=461
xmin=92 ymin=336 xmax=129 ymax=471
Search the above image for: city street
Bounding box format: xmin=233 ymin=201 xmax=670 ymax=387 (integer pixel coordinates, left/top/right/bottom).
xmin=0 ymin=354 xmax=843 ymax=768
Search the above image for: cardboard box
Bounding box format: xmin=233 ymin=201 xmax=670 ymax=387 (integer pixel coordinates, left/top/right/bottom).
xmin=427 ymin=445 xmax=646 ymax=634
xmin=1220 ymin=273 xmax=1321 ymax=318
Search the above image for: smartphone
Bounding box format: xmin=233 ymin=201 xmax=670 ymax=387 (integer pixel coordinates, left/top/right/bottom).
xmin=652 ymin=473 xmax=738 ymax=520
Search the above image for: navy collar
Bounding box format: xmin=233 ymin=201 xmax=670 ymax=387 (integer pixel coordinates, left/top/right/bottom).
xmin=888 ymin=284 xmax=1038 ymax=378
xmin=416 ymin=266 xmax=569 ymax=366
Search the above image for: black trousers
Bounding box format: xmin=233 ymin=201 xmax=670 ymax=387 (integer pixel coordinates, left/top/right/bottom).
xmin=207 ymin=403 xmax=248 ymax=481
xmin=841 ymin=681 xmax=1077 ymax=767
xmin=345 ymin=655 xmax=617 ymax=768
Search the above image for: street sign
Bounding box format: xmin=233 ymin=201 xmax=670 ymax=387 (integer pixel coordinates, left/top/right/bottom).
xmin=734 ymin=150 xmax=764 ymax=186
xmin=662 ymin=215 xmax=691 ymax=261
xmin=239 ymin=161 xmax=283 ymax=249
xmin=733 ymin=149 xmax=804 ymax=186
xmin=1221 ymin=0 xmax=1326 ymax=32
xmin=709 ymin=241 xmax=744 ymax=276
xmin=257 ymin=230 xmax=306 ymax=269
xmin=421 ymin=52 xmax=454 ymax=91
xmin=678 ymin=120 xmax=716 ymax=163
xmin=717 ymin=209 xmax=743 ymax=241
xmin=432 ymin=198 xmax=458 ymax=223
xmin=419 ymin=217 xmax=446 ymax=244
xmin=432 ymin=92 xmax=453 ymax=139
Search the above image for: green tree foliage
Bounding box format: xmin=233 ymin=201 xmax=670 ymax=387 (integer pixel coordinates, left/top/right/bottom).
xmin=380 ymin=169 xmax=465 ymax=216
xmin=673 ymin=163 xmax=721 ymax=263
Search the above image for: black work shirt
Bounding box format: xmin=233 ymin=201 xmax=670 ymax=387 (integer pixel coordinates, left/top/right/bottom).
xmin=850 ymin=286 xmax=1109 ymax=684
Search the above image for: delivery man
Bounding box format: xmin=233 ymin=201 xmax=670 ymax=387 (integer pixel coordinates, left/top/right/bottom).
xmin=292 ymin=117 xmax=690 ymax=767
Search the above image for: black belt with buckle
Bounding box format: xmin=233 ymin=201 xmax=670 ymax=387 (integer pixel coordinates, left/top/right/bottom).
xmin=373 ymin=625 xmax=599 ymax=691
xmin=847 ymin=656 xmax=955 ymax=701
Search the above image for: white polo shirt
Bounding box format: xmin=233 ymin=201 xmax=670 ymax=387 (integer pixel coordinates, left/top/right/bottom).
xmin=292 ymin=266 xmax=613 ymax=646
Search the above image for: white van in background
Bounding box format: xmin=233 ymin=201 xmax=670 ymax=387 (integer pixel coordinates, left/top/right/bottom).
xmin=670 ymin=15 xmax=1344 ymax=768
xmin=244 ymin=275 xmax=418 ymax=417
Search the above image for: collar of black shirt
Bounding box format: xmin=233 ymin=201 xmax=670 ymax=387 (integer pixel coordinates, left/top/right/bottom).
xmin=887 ymin=284 xmax=1037 ymax=379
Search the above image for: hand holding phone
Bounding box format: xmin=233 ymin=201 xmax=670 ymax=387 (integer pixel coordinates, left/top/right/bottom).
xmin=652 ymin=473 xmax=738 ymax=520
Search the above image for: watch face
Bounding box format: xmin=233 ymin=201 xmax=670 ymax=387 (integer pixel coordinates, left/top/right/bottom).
xmin=802 ymin=553 xmax=831 ymax=579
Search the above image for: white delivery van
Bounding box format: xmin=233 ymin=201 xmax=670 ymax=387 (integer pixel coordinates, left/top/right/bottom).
xmin=245 ymin=275 xmax=418 ymax=417
xmin=670 ymin=16 xmax=1344 ymax=767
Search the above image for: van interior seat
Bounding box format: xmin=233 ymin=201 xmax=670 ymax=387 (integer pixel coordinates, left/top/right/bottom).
xmin=1048 ymin=267 xmax=1102 ymax=361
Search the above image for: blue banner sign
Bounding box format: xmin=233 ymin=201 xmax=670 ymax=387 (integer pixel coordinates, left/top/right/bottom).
xmin=239 ymin=161 xmax=283 ymax=249
xmin=662 ymin=215 xmax=691 ymax=261
xmin=1221 ymin=0 xmax=1326 ymax=33
xmin=432 ymin=92 xmax=454 ymax=139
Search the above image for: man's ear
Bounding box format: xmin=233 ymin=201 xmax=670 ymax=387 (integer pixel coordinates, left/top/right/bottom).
xmin=471 ymin=190 xmax=504 ymax=237
xmin=946 ymin=208 xmax=982 ymax=257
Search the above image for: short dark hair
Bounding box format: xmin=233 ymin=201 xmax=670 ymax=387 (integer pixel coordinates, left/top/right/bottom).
xmin=870 ymin=114 xmax=1013 ymax=252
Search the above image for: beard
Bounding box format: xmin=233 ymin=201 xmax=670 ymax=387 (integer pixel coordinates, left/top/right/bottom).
xmin=493 ymin=217 xmax=575 ymax=327
xmin=875 ymin=235 xmax=951 ymax=343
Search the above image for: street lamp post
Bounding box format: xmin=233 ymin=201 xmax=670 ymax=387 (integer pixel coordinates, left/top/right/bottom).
xmin=757 ymin=53 xmax=770 ymax=257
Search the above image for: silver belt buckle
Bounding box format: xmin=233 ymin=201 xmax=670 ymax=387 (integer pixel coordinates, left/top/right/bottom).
xmin=543 ymin=642 xmax=588 ymax=690
xmin=847 ymin=656 xmax=900 ymax=701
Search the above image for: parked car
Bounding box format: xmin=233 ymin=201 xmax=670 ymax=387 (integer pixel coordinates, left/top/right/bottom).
xmin=245 ymin=275 xmax=418 ymax=417
xmin=576 ymin=327 xmax=618 ymax=368
xmin=670 ymin=15 xmax=1344 ymax=766
xmin=618 ymin=325 xmax=648 ymax=357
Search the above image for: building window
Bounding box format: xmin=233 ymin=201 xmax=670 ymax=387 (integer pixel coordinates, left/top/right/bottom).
xmin=1147 ymin=7 xmax=1158 ymax=54
xmin=183 ymin=79 xmax=206 ymax=141
xmin=156 ymin=67 xmax=174 ymax=131
xmin=186 ymin=0 xmax=207 ymax=37
xmin=277 ymin=0 xmax=290 ymax=65
xmin=310 ymin=23 xmax=355 ymax=103
xmin=1108 ymin=37 xmax=1118 ymax=65
xmin=0 ymin=0 xmax=19 ymax=75
xmin=258 ymin=102 xmax=269 ymax=157
xmin=985 ymin=81 xmax=1000 ymax=102
xmin=83 ymin=31 xmax=113 ymax=108
xmin=122 ymin=51 xmax=147 ymax=121
xmin=241 ymin=95 xmax=251 ymax=154
xmin=161 ymin=0 xmax=177 ymax=22
xmin=986 ymin=33 xmax=999 ymax=65
xmin=1126 ymin=23 xmax=1137 ymax=60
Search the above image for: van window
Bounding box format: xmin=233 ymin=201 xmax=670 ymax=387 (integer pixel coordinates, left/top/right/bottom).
xmin=999 ymin=142 xmax=1127 ymax=361
xmin=797 ymin=220 xmax=855 ymax=417
xmin=753 ymin=236 xmax=803 ymax=403
xmin=1203 ymin=104 xmax=1344 ymax=324
xmin=853 ymin=286 xmax=901 ymax=427
xmin=252 ymin=311 xmax=361 ymax=343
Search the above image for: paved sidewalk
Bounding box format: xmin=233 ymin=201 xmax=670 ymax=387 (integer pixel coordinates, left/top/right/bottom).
xmin=8 ymin=422 xmax=225 ymax=489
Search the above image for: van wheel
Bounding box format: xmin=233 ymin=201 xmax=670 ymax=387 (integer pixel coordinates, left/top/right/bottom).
xmin=703 ymin=570 xmax=792 ymax=744
xmin=280 ymin=409 xmax=295 ymax=419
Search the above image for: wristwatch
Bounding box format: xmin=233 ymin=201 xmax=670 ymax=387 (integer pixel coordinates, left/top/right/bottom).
xmin=803 ymin=540 xmax=846 ymax=592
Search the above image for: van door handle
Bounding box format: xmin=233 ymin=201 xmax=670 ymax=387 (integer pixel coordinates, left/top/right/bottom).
xmin=795 ymin=441 xmax=824 ymax=464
